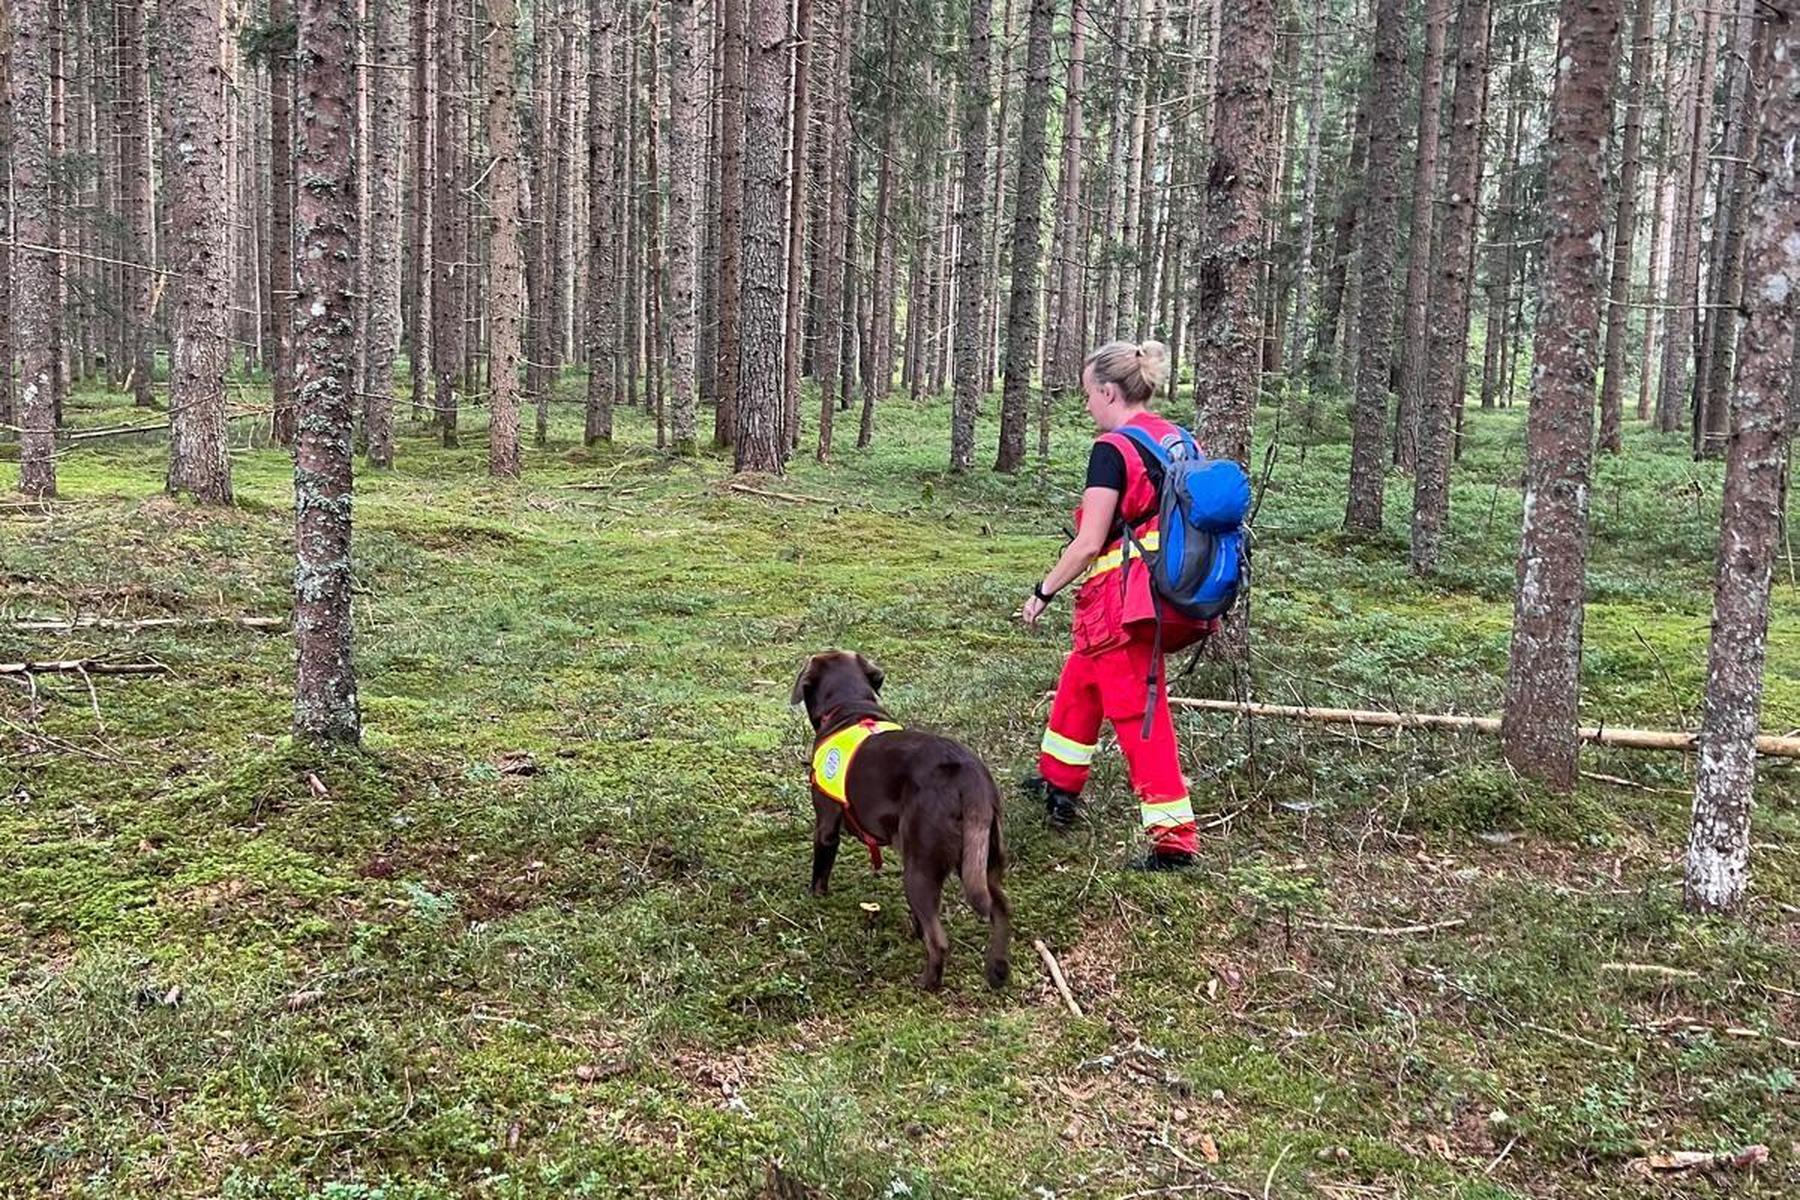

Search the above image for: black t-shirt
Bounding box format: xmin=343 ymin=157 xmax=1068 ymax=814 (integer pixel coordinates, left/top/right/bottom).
xmin=1083 ymin=437 xmax=1166 ymax=495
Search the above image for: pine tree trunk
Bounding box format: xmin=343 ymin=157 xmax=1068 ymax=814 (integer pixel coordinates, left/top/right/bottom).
xmin=0 ymin=25 xmax=12 ymax=429
xmin=1479 ymin=53 xmax=1522 ymax=414
xmin=1394 ymin=0 xmax=1449 ymax=469
xmin=1286 ymin=0 xmax=1329 ymax=375
xmin=699 ymin=9 xmax=722 ymax=421
xmin=586 ymin=0 xmax=618 ymax=444
xmin=1655 ymin=0 xmax=1719 ymax=433
xmin=524 ymin=4 xmax=553 ymax=440
xmin=736 ymin=0 xmax=789 ymax=473
xmin=1131 ymin=0 xmax=1164 ymax=339
xmin=996 ymin=0 xmax=1054 ymax=473
xmin=665 ymin=0 xmax=702 ymax=455
xmin=1598 ymin=0 xmax=1657 ymax=453
xmin=48 ymin=0 xmax=66 ymax=424
xmin=1640 ymin=20 xmax=1676 ymax=424
xmin=484 ymin=0 xmax=525 ymax=476
xmin=1694 ymin=0 xmax=1764 ymax=458
xmin=1098 ymin=0 xmax=1132 ymax=339
xmin=1193 ymin=0 xmax=1276 ymax=469
xmin=115 ymin=0 xmax=156 ymax=410
xmin=362 ymin=0 xmax=404 ymax=468
xmin=715 ymin=0 xmax=746 ymax=448
xmin=408 ymin=0 xmax=434 ymax=423
xmin=644 ymin=8 xmax=666 ymax=446
xmin=1311 ymin=95 xmax=1370 ymax=386
xmin=433 ymin=0 xmax=465 ymax=446
xmin=161 ymin=0 xmax=234 ymax=504
xmin=268 ymin=0 xmax=297 ymax=441
xmin=1410 ymin=0 xmax=1491 ymax=574
xmin=1499 ymin=0 xmax=1623 ymax=789
xmin=904 ymin=118 xmax=936 ymax=400
xmin=292 ymin=0 xmax=362 ymax=744
xmin=1685 ymin=0 xmax=1795 ymax=913
xmin=983 ymin=0 xmax=1017 ymax=388
xmin=858 ymin=1 xmax=899 ymax=447
xmin=12 ymin=0 xmax=57 ymax=496
xmin=949 ymin=0 xmax=993 ymax=472
xmin=1344 ymin=0 xmax=1408 ymax=533
xmin=780 ymin=0 xmax=814 ymax=455
xmin=814 ymin=0 xmax=850 ymax=462
xmin=1047 ymin=0 xmax=1086 ymax=405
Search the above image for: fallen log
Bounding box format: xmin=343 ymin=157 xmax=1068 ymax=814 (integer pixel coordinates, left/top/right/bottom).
xmin=0 ymin=659 xmax=169 ymax=677
xmin=1165 ymin=697 xmax=1800 ymax=759
xmin=10 ymin=615 xmax=285 ymax=633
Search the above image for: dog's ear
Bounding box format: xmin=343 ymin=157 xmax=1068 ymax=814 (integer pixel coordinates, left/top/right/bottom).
xmin=790 ymin=655 xmax=822 ymax=707
xmin=855 ymin=653 xmax=885 ymax=694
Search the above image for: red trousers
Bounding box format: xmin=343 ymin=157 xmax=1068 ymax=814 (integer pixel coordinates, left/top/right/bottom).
xmin=1038 ymin=633 xmax=1197 ymax=853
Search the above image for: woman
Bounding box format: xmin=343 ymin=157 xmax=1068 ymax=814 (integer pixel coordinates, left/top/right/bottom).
xmin=1021 ymin=339 xmax=1210 ymax=869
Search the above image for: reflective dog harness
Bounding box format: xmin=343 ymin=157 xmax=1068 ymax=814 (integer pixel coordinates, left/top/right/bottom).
xmin=811 ymin=718 xmax=902 ymax=870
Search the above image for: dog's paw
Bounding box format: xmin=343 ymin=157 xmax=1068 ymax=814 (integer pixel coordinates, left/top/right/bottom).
xmin=985 ymin=959 xmax=1011 ymax=990
xmin=808 ymin=881 xmax=829 ymax=898
xmin=915 ymin=970 xmax=944 ymax=993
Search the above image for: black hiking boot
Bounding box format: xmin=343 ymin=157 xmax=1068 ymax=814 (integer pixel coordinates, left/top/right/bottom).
xmin=1020 ymin=774 xmax=1081 ymax=830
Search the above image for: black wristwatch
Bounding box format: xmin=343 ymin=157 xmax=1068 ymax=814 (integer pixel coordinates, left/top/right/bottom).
xmin=1033 ymin=581 xmax=1057 ymax=604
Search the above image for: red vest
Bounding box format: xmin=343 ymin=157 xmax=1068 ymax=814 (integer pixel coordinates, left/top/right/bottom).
xmin=1069 ymin=413 xmax=1208 ymax=655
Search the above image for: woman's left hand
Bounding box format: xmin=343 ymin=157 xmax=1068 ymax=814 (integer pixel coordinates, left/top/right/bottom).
xmin=1022 ymin=593 xmax=1049 ymax=629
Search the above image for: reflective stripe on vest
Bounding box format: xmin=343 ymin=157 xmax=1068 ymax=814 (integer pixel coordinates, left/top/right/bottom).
xmin=1083 ymin=529 xmax=1160 ymax=582
xmin=811 ymin=719 xmax=903 ymax=804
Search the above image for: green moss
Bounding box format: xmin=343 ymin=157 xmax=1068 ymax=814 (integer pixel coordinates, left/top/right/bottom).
xmin=1 ymin=379 xmax=1796 ymax=1196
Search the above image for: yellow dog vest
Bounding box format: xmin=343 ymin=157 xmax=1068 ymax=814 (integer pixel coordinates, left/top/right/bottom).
xmin=811 ymin=719 xmax=903 ymax=804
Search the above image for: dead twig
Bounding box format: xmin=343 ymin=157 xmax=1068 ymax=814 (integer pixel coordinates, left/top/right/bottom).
xmin=1034 ymin=939 xmax=1084 ymax=1018
xmin=10 ymin=615 xmax=286 ymax=633
xmin=726 ymin=481 xmax=831 ymax=505
xmin=0 ymin=659 xmax=170 ymax=677
xmin=1299 ymin=917 xmax=1466 ymax=937
xmin=1599 ymin=961 xmax=1702 ymax=982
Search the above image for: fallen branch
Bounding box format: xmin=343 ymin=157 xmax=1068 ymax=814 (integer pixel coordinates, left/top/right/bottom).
xmin=10 ymin=615 xmax=285 ymax=633
xmin=1165 ymin=697 xmax=1800 ymax=758
xmin=726 ymin=481 xmax=830 ymax=505
xmin=1300 ymin=917 xmax=1466 ymax=937
xmin=0 ymin=659 xmax=169 ymax=677
xmin=1599 ymin=961 xmax=1702 ymax=982
xmin=1034 ymin=939 xmax=1084 ymax=1018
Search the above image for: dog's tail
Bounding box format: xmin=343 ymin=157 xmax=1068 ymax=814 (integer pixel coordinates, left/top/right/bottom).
xmin=956 ymin=764 xmax=1011 ymax=989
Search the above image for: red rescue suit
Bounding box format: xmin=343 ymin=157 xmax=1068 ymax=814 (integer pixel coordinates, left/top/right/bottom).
xmin=1038 ymin=412 xmax=1210 ymax=855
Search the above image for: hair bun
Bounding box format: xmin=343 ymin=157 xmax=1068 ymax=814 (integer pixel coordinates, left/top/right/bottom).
xmin=1137 ymin=340 xmax=1171 ymax=391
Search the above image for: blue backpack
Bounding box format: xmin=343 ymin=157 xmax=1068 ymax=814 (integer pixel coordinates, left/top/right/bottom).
xmin=1115 ymin=425 xmax=1252 ymax=622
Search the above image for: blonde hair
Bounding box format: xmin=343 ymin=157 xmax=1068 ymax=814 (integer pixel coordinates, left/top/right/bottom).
xmin=1083 ymin=339 xmax=1170 ymax=406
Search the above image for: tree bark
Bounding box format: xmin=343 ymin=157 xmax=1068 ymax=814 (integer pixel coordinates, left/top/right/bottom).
xmin=1311 ymin=93 xmax=1370 ymax=387
xmin=484 ymin=0 xmax=525 ymax=477
xmin=433 ymin=0 xmax=465 ymax=446
xmin=1098 ymin=0 xmax=1132 ymax=339
xmin=363 ymin=0 xmax=405 ymax=468
xmin=585 ymin=0 xmax=618 ymax=444
xmin=161 ymin=0 xmax=234 ymax=504
xmin=666 ymin=0 xmax=702 ymax=455
xmin=1410 ymin=0 xmax=1491 ymax=574
xmin=12 ymin=0 xmax=57 ymax=497
xmin=1286 ymin=0 xmax=1330 ymax=375
xmin=0 ymin=19 xmax=13 ymax=428
xmin=1395 ymin=0 xmax=1450 ymax=470
xmin=292 ymin=0 xmax=362 ymax=744
xmin=408 ymin=0 xmax=434 ymax=422
xmin=1598 ymin=0 xmax=1657 ymax=453
xmin=1655 ymin=0 xmax=1719 ymax=433
xmin=1047 ymin=0 xmax=1087 ymax=406
xmin=735 ymin=0 xmax=790 ymax=473
xmin=781 ymin=0 xmax=815 ymax=456
xmin=814 ymin=0 xmax=850 ymax=462
xmin=1694 ymin=0 xmax=1765 ymax=459
xmin=1193 ymin=0 xmax=1277 ymax=469
xmin=1344 ymin=0 xmax=1408 ymax=534
xmin=1499 ymin=0 xmax=1623 ymax=789
xmin=1639 ymin=16 xmax=1677 ymax=424
xmin=996 ymin=0 xmax=1054 ymax=473
xmin=715 ymin=0 xmax=746 ymax=448
xmin=268 ymin=0 xmax=297 ymax=443
xmin=1685 ymin=0 xmax=1795 ymax=913
xmin=857 ymin=1 xmax=899 ymax=448
xmin=950 ymin=0 xmax=993 ymax=472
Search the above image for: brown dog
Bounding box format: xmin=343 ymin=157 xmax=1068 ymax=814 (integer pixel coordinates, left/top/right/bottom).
xmin=791 ymin=651 xmax=1011 ymax=991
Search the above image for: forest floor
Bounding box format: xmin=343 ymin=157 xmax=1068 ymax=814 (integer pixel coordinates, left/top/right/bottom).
xmin=2 ymin=375 xmax=1798 ymax=1199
